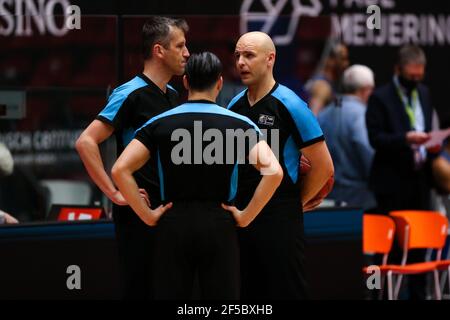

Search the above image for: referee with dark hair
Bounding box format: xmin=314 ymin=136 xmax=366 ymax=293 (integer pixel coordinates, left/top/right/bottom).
xmin=112 ymin=52 xmax=283 ymax=299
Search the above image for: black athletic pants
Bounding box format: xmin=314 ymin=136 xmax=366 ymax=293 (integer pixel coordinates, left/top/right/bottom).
xmin=112 ymin=204 xmax=155 ymax=300
xmin=152 ymin=201 xmax=240 ymax=300
xmin=238 ymin=205 xmax=308 ymax=300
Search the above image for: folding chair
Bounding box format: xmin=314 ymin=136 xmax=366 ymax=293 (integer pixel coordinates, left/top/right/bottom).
xmin=437 ymin=260 xmax=450 ymax=299
xmin=362 ymin=214 xmax=396 ymax=299
xmin=387 ymin=210 xmax=449 ymax=300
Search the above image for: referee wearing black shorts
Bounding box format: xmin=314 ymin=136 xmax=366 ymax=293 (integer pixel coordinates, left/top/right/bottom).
xmin=112 ymin=52 xmax=283 ymax=299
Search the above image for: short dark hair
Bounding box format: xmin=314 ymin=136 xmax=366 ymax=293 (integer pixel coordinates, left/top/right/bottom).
xmin=185 ymin=52 xmax=222 ymax=91
xmin=142 ymin=16 xmax=189 ymax=60
xmin=397 ymin=45 xmax=426 ymax=67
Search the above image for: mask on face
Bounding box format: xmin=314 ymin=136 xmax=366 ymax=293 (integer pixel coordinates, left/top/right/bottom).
xmin=398 ymin=75 xmax=419 ymax=92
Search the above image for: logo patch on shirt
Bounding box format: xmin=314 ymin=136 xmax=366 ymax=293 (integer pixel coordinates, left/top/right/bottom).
xmin=258 ymin=114 xmax=275 ymax=126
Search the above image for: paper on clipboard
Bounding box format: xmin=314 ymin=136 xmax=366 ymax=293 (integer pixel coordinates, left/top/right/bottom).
xmin=424 ymin=128 xmax=450 ymax=149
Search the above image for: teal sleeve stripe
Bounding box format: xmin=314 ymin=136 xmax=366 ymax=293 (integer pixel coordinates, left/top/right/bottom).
xmin=227 ymin=89 xmax=247 ymax=110
xmin=283 ymin=135 xmax=300 ymax=183
xmin=98 ymin=76 xmax=148 ymax=121
xmin=167 ymin=84 xmax=177 ymax=94
xmin=228 ymin=163 xmax=239 ymax=202
xmin=157 ymin=150 xmax=165 ymax=201
xmin=272 ymin=84 xmax=323 ymax=142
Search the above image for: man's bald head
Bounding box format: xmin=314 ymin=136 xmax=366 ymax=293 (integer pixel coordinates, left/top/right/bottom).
xmin=234 ymin=31 xmax=276 ymax=87
xmin=237 ymin=32 xmax=276 ymax=55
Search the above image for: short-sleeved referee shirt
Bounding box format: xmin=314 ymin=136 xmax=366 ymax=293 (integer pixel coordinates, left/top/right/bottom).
xmin=135 ymin=100 xmax=261 ymax=203
xmin=96 ymin=74 xmax=178 ymax=201
xmin=228 ymin=83 xmax=324 ymax=211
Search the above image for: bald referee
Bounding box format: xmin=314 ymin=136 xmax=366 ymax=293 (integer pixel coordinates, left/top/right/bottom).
xmin=228 ymin=32 xmax=334 ymax=299
xmin=112 ymin=52 xmax=283 ymax=299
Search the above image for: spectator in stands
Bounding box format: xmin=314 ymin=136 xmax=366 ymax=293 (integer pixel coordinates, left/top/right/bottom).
xmin=0 ymin=142 xmax=19 ymax=224
xmin=216 ymin=42 xmax=245 ymax=107
xmin=318 ymin=64 xmax=376 ymax=211
xmin=304 ymin=40 xmax=350 ymax=115
xmin=366 ymin=44 xmax=435 ymax=299
xmin=432 ymin=134 xmax=450 ymax=219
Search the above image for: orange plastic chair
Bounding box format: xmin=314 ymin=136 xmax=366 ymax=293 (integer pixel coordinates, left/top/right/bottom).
xmin=387 ymin=210 xmax=449 ymax=300
xmin=435 ymin=223 xmax=450 ymax=298
xmin=362 ymin=214 xmax=396 ymax=299
xmin=363 ymin=214 xmax=395 ymax=266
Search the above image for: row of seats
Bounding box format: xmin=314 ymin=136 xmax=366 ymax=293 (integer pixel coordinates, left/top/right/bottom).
xmin=363 ymin=211 xmax=450 ymax=300
xmin=0 ymin=52 xmax=116 ymax=88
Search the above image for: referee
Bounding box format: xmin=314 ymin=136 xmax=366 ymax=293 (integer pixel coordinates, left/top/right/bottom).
xmin=76 ymin=17 xmax=190 ymax=299
xmin=112 ymin=52 xmax=283 ymax=299
xmin=228 ymin=32 xmax=334 ymax=299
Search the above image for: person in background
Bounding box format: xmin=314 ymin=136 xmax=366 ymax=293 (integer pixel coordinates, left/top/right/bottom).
xmin=366 ymin=44 xmax=436 ymax=299
xmin=216 ymin=41 xmax=245 ymax=107
xmin=432 ymin=135 xmax=450 ymax=218
xmin=304 ymin=41 xmax=350 ymax=115
xmin=318 ymin=64 xmax=376 ymax=211
xmin=0 ymin=142 xmax=19 ymax=224
xmin=433 ymin=140 xmax=450 ymax=190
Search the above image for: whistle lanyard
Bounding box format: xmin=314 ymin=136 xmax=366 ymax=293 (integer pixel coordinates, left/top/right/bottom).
xmin=396 ymin=86 xmax=418 ymax=129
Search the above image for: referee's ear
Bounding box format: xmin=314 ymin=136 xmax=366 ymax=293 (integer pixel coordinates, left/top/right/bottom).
xmin=216 ymin=76 xmax=223 ymax=92
xmin=182 ymin=75 xmax=190 ymax=91
xmin=153 ymin=43 xmax=164 ymax=60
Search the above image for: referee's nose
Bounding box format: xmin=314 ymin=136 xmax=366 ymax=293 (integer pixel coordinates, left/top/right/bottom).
xmin=183 ymin=46 xmax=190 ymax=59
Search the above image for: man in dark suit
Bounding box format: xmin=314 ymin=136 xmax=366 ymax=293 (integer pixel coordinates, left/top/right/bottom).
xmin=366 ymin=45 xmax=435 ymax=299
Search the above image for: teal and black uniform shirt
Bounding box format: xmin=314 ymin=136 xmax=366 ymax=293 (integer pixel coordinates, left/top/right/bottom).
xmin=135 ymin=100 xmax=261 ymax=204
xmin=228 ymin=83 xmax=324 ymax=212
xmin=96 ymin=74 xmax=179 ymax=203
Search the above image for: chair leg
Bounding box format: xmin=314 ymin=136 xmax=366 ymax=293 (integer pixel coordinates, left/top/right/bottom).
xmin=394 ymin=274 xmax=403 ymax=300
xmin=434 ymin=270 xmax=442 ymax=300
xmin=439 ymin=267 xmax=450 ymax=299
xmin=387 ymin=271 xmax=394 ymax=300
xmin=440 ymin=269 xmax=446 ymax=297
xmin=378 ymin=274 xmax=386 ymax=300
xmin=448 ymin=267 xmax=450 ymax=299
